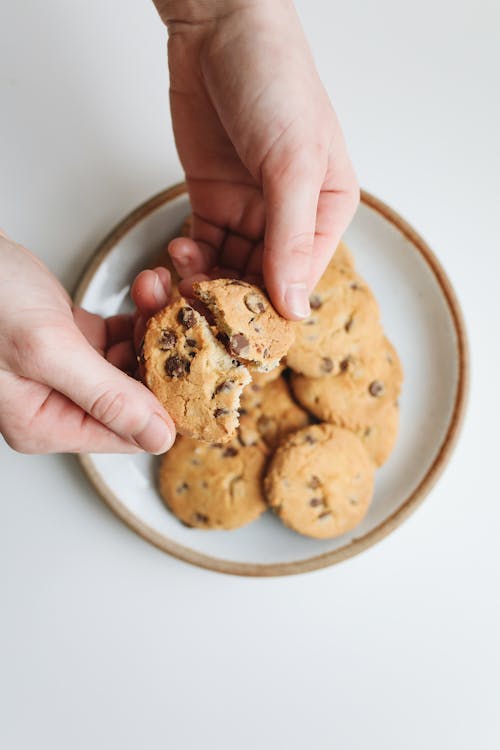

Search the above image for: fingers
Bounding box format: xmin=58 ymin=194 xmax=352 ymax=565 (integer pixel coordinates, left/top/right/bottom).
xmin=130 ymin=267 xmax=172 ymax=319
xmin=307 ymin=184 xmax=360 ymax=289
xmin=0 ymin=373 xmax=144 ymax=454
xmin=14 ymin=324 xmax=176 ymax=455
xmin=261 ymin=155 xmax=323 ymax=320
xmin=169 ymin=237 xmax=218 ymax=279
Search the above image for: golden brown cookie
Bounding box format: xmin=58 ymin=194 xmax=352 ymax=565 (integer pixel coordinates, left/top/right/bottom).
xmin=291 ymin=336 xmax=403 ymax=434
xmin=355 ymin=400 xmax=400 ymax=467
xmin=158 ymin=436 xmax=267 ymax=530
xmin=143 ymin=298 xmax=250 ymax=444
xmin=238 ymin=377 xmax=310 ymax=450
xmin=193 ymin=278 xmax=294 ymax=371
xmin=264 ymin=423 xmax=375 ymax=539
xmin=287 ymin=264 xmax=381 ymax=378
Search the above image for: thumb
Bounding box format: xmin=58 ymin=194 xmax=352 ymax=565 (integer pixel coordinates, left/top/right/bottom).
xmin=262 ymin=158 xmax=321 ymax=320
xmin=22 ymin=325 xmax=176 ymax=454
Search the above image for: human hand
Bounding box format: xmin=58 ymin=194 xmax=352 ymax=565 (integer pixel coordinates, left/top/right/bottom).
xmin=153 ymin=0 xmax=359 ymax=319
xmin=0 ymin=231 xmax=175 ymax=454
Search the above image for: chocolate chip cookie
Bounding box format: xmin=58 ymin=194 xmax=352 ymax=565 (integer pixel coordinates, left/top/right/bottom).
xmin=287 ymin=264 xmax=381 ymax=378
xmin=143 ymin=298 xmax=251 ymax=444
xmin=290 ymin=336 xmax=403 ymax=444
xmin=264 ymin=423 xmax=375 ymax=539
xmin=158 ymin=436 xmax=267 ymax=530
xmin=193 ymin=278 xmax=294 ymax=371
xmin=238 ymin=376 xmax=310 ymax=450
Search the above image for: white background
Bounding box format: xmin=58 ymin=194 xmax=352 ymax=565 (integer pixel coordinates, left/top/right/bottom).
xmin=1 ymin=1 xmax=499 ymax=748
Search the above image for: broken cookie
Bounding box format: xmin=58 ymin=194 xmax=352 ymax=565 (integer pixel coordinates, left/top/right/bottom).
xmin=193 ymin=278 xmax=294 ymax=371
xmin=142 ymin=298 xmax=251 ymax=444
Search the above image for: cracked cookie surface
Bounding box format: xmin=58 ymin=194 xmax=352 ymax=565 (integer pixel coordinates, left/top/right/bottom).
xmin=287 ymin=262 xmax=381 ymax=378
xmin=193 ymin=278 xmax=294 ymax=371
xmin=264 ymin=423 xmax=375 ymax=539
xmin=143 ymin=298 xmax=250 ymax=444
xmin=158 ymin=436 xmax=268 ymax=530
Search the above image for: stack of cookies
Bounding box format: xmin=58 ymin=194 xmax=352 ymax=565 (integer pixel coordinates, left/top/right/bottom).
xmin=145 ymin=229 xmax=403 ymax=539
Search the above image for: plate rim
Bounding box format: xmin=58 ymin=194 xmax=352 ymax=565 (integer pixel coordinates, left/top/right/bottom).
xmin=73 ymin=183 xmax=469 ymax=577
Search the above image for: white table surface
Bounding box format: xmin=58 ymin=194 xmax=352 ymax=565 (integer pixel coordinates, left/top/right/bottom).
xmin=1 ymin=1 xmax=499 ymax=748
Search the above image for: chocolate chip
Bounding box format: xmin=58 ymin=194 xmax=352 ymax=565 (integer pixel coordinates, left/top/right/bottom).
xmin=321 ymin=357 xmax=334 ymax=373
xmin=176 ymin=482 xmax=188 ymax=493
xmin=344 ymin=316 xmax=354 ymax=332
xmin=251 ymin=384 xmax=261 ymax=392
xmin=177 ymin=306 xmax=196 ymax=329
xmin=308 ymin=475 xmax=321 ymax=489
xmin=309 ymin=294 xmax=322 ymax=310
xmin=304 ymin=434 xmax=316 ymax=444
xmin=368 ymin=380 xmax=385 ymax=397
xmin=214 ymin=408 xmax=230 ymax=418
xmin=229 ymin=333 xmax=250 ymax=356
xmin=216 ymin=331 xmax=230 ymax=346
xmin=263 ymin=348 xmax=270 ymax=358
xmin=363 ymin=427 xmax=372 ymax=437
xmin=309 ymin=497 xmax=323 ymax=507
xmin=339 ymin=357 xmax=350 ymax=372
xmin=350 ymin=282 xmax=360 ymax=290
xmin=165 ymin=355 xmax=190 ymax=377
xmin=158 ymin=329 xmax=177 ymax=350
xmin=244 ymin=292 xmax=266 ymax=314
xmin=185 ymin=338 xmax=198 ymax=348
xmin=223 ymin=446 xmax=239 ymax=457
xmin=214 ymin=380 xmax=233 ymax=394
xmin=238 ymin=408 xmax=248 ymax=415
xmin=194 ymin=512 xmax=209 ymax=524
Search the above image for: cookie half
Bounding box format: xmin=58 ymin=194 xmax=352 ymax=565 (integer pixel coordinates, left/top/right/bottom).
xmin=143 ymin=298 xmax=250 ymax=444
xmin=158 ymin=436 xmax=267 ymax=530
xmin=264 ymin=424 xmax=375 ymax=539
xmin=193 ymin=278 xmax=294 ymax=371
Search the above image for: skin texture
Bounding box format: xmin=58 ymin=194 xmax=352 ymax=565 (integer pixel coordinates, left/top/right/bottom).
xmin=0 ymin=0 xmax=358 ymax=454
xmin=0 ymin=231 xmax=175 ymax=454
xmin=153 ymin=0 xmax=359 ymax=319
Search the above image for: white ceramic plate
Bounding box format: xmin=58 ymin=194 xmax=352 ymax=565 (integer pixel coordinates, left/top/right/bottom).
xmin=74 ymin=185 xmax=468 ymax=576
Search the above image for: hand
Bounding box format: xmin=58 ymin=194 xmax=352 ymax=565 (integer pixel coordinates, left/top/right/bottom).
xmin=0 ymin=231 xmax=175 ymax=454
xmin=153 ymin=0 xmax=359 ymax=319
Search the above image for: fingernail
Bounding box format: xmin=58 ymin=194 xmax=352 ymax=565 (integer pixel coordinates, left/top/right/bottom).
xmin=133 ymin=413 xmax=174 ymax=454
xmin=284 ymin=283 xmax=310 ymax=319
xmin=153 ymin=273 xmax=168 ymax=307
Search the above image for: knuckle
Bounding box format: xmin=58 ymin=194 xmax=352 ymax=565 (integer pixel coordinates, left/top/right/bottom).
xmin=90 ymin=389 xmax=127 ymax=427
xmin=289 ymin=234 xmax=315 ymax=259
